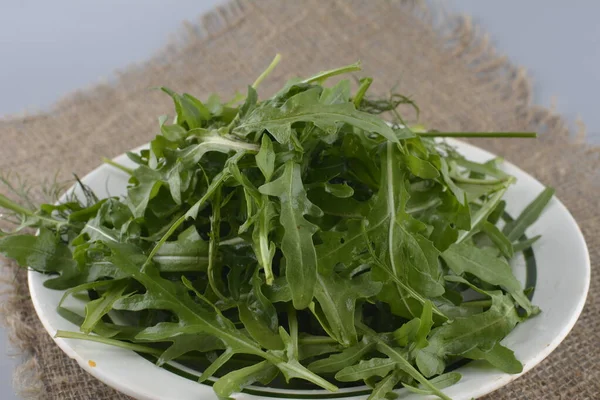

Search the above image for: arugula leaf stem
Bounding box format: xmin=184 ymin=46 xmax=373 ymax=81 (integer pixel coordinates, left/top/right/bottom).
xmin=418 ymin=132 xmax=536 ymax=138
xmin=288 ymin=305 xmax=299 ymax=359
xmin=301 ymin=61 xmax=362 ymax=84
xmin=0 ymin=194 xmax=67 ymax=228
xmin=353 ymin=77 xmax=373 ymax=108
xmin=219 ymin=237 xmax=246 ymax=246
xmin=208 ymin=187 xmax=228 ymax=301
xmin=0 ymin=194 xmax=36 ymax=217
xmin=298 ymin=336 xmax=339 ymax=345
xmin=450 ymin=176 xmax=510 ymax=185
xmin=56 ymin=330 xmax=164 ymax=356
xmin=102 ymin=157 xmax=133 ymax=175
xmin=252 ymin=54 xmax=282 ymax=89
xmin=462 ymin=299 xmax=493 ymax=308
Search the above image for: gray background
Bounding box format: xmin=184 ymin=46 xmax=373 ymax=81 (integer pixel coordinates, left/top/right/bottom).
xmin=0 ymin=1 xmax=598 ymax=398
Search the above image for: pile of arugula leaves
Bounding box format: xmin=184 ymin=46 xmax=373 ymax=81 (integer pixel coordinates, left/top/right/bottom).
xmin=0 ymin=56 xmax=553 ymax=400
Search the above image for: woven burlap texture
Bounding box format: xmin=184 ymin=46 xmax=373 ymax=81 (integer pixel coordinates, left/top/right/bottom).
xmin=0 ymin=1 xmax=598 ymax=399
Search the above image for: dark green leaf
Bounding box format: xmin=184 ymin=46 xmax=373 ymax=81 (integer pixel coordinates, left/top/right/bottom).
xmin=442 ymin=242 xmax=536 ymax=315
xmin=236 ymin=89 xmax=397 ymax=144
xmin=416 ymin=290 xmax=520 ymax=377
xmin=259 ymin=161 xmax=322 ymax=309
xmin=464 ymin=342 xmax=523 ymax=374
xmin=0 ymin=228 xmax=79 ymax=289
xmin=308 ymin=337 xmax=375 ymax=373
xmin=335 ymin=357 xmax=396 ymax=382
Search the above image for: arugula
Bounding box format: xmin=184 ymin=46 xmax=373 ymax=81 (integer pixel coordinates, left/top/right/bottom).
xmin=259 ymin=161 xmax=322 ymax=309
xmin=0 ymin=57 xmax=549 ymax=400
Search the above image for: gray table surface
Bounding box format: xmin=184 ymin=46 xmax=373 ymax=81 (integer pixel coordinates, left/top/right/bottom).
xmin=1 ymin=1 xmax=598 ymax=399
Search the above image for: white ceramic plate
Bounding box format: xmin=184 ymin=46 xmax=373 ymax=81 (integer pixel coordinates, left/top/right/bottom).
xmin=28 ymin=139 xmax=590 ymax=400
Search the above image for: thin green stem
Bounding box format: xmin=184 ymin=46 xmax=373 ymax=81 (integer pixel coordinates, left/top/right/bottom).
xmin=298 ymin=336 xmax=338 ymax=345
xmin=207 ymin=186 xmax=228 ymax=302
xmin=55 ymin=330 xmax=164 ymax=356
xmin=302 ymin=61 xmax=362 ymax=84
xmin=353 ymin=77 xmax=373 ymax=108
xmin=288 ymin=305 xmax=299 ymax=359
xmin=252 ymin=54 xmax=282 ymax=89
xmin=226 ymin=54 xmax=282 ymax=134
xmin=142 ymin=214 xmax=186 ymax=272
xmin=102 ymin=157 xmax=133 ymax=175
xmin=418 ymin=132 xmax=537 ymax=138
xmin=462 ymin=299 xmax=493 ymax=308
xmin=451 ymin=176 xmax=510 ymax=185
xmin=0 ymin=194 xmax=66 ymax=228
xmin=218 ymin=237 xmax=246 ymax=246
xmin=0 ymin=194 xmax=34 ymax=216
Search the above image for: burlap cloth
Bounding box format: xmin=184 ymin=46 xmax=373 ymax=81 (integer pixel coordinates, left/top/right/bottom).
xmin=0 ymin=1 xmax=598 ymax=399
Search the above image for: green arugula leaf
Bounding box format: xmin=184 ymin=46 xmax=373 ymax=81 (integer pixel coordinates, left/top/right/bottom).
xmin=308 ymin=337 xmax=375 ymax=373
xmin=367 ymin=372 xmax=400 ymax=400
xmin=256 ymin=134 xmax=275 ymax=182
xmin=236 ymin=89 xmax=397 ymax=144
xmin=335 ymin=357 xmax=397 ymax=382
xmin=157 ymin=334 xmax=224 ymax=367
xmin=512 ymin=235 xmax=541 ymax=253
xmin=160 ymin=87 xmax=210 ymax=129
xmin=482 ymin=221 xmax=514 ymax=258
xmin=404 ymin=153 xmax=440 ymax=179
xmin=415 ymin=290 xmax=520 ymax=377
xmin=80 ymin=280 xmax=128 ymax=334
xmin=152 ymin=226 xmax=209 ymax=272
xmin=259 ymin=161 xmax=322 ymax=309
xmin=368 ymin=143 xmax=444 ymax=316
xmin=503 ymin=187 xmax=555 ymax=241
xmin=238 ymin=271 xmax=283 ymax=350
xmin=403 ymin=372 xmax=461 ymax=395
xmin=213 ymin=360 xmax=279 ymax=399
xmin=0 ymin=227 xmax=79 ymax=289
xmin=442 ymin=243 xmax=537 ymax=315
xmin=312 ymin=271 xmax=382 ymax=346
xmin=463 ymin=342 xmax=523 ymax=374
xmin=393 ymin=318 xmax=421 ymax=347
xmin=377 ymin=341 xmax=452 ymax=400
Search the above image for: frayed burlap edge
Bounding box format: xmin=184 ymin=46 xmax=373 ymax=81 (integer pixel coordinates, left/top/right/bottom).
xmin=0 ymin=0 xmax=597 ymax=399
xmin=0 ymin=263 xmax=43 ymax=399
